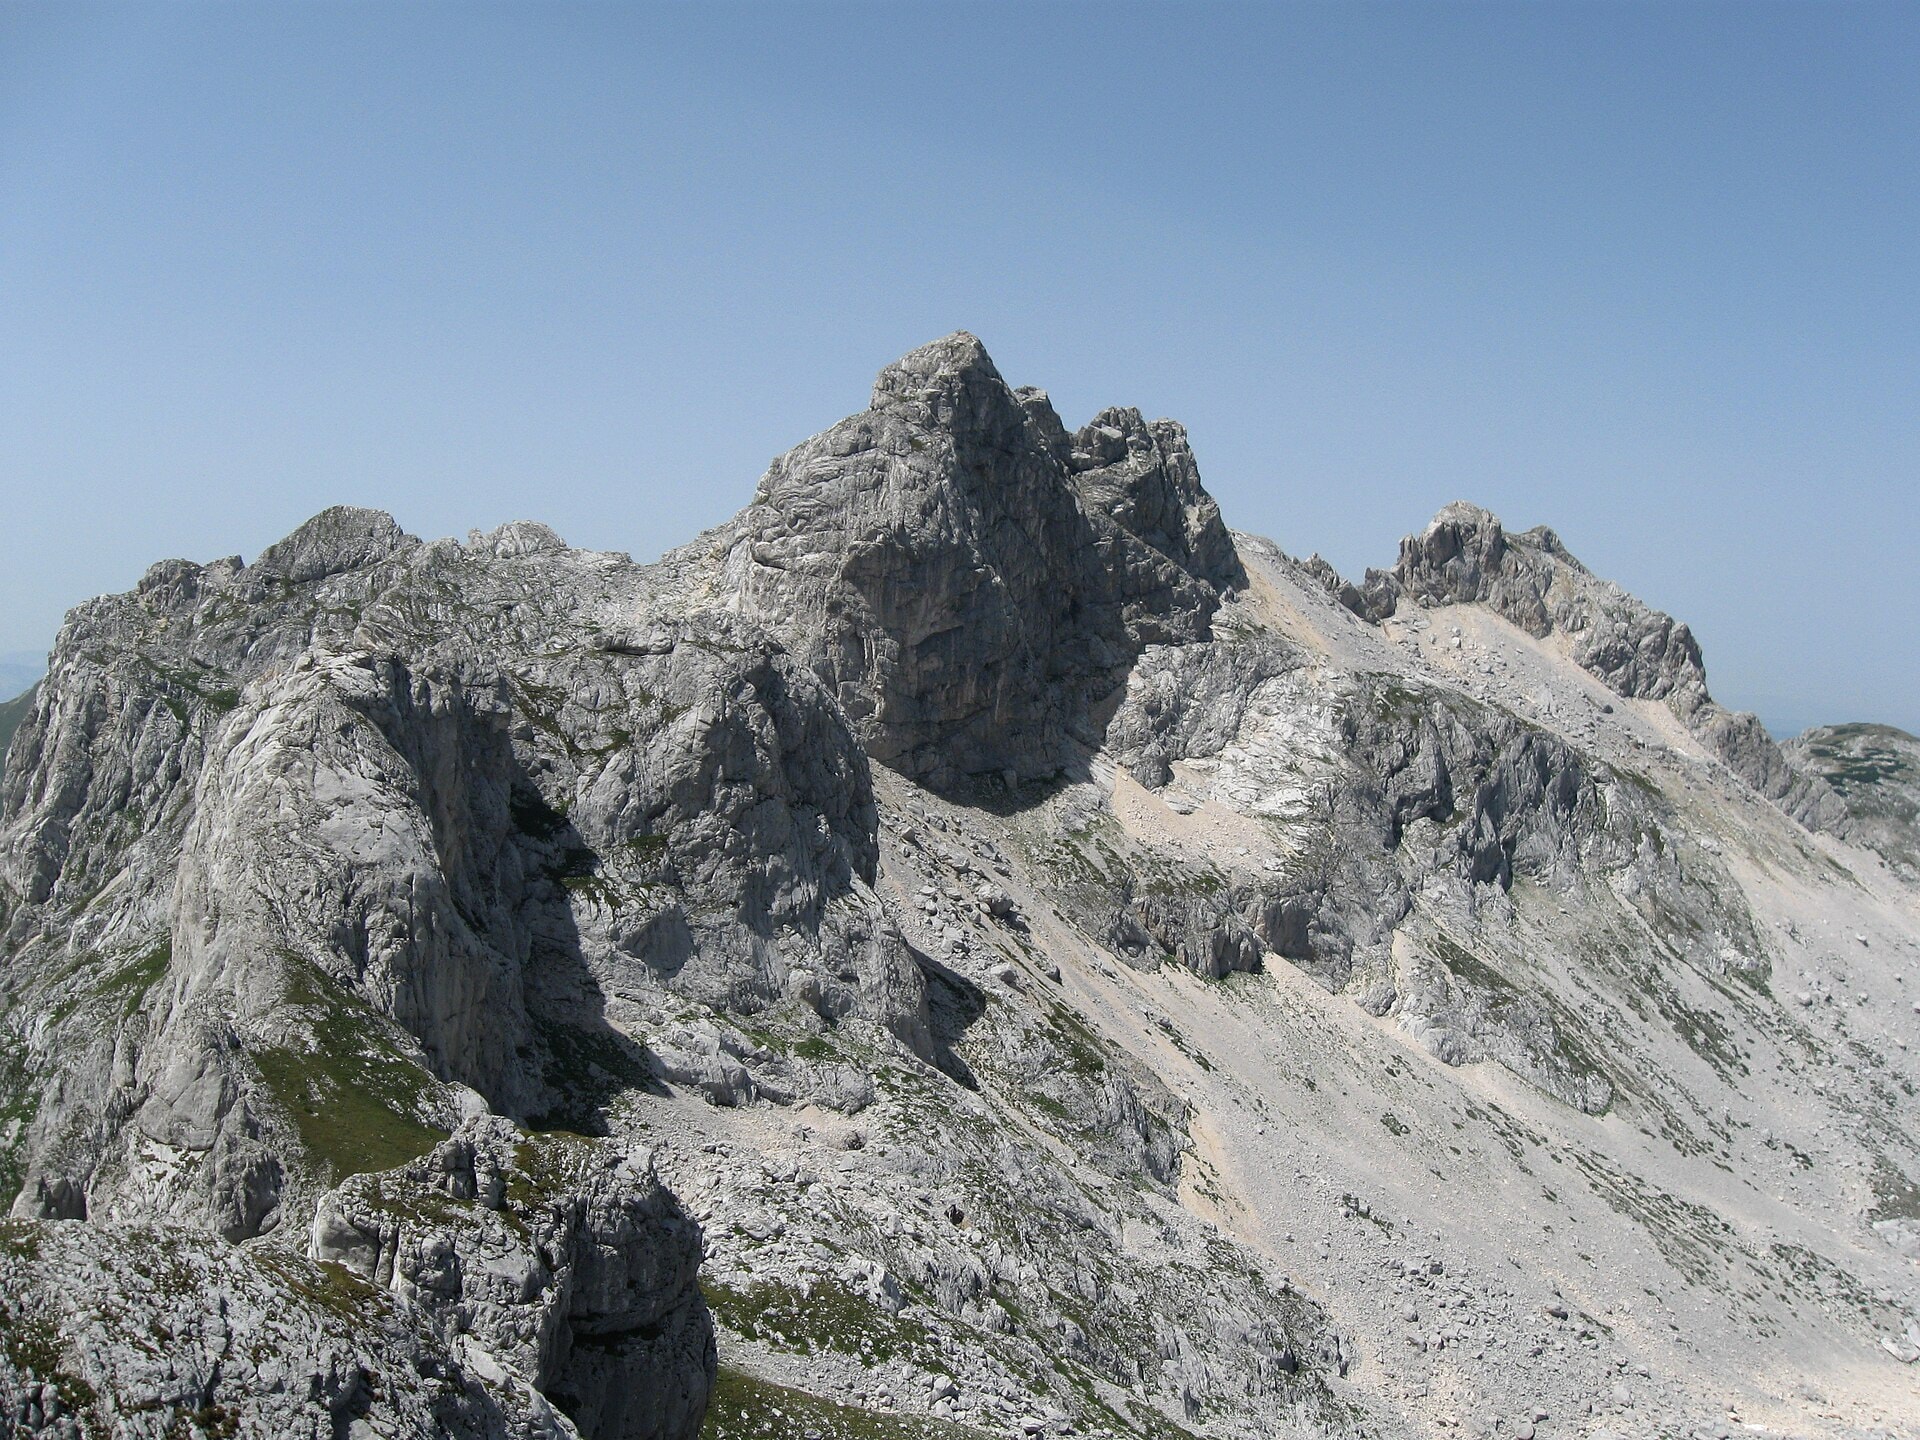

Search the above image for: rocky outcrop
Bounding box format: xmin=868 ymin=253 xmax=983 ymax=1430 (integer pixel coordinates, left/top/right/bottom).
xmin=0 ymin=506 xmax=415 ymax=919
xmin=311 ymin=1118 xmax=714 ymax=1440
xmin=252 ymin=503 xmax=421 ymax=584
xmin=5 ymin=334 xmax=1914 ymax=1440
xmin=1337 ymin=676 xmax=1620 ymax=893
xmin=721 ymin=332 xmax=1242 ymax=791
xmin=1786 ymin=722 xmax=1920 ymax=875
xmin=1344 ymin=501 xmax=1849 ymax=831
xmin=1062 ymin=403 xmax=1245 ymax=642
xmin=1098 ymin=638 xmax=1769 ymax=1112
xmin=1105 ymin=644 xmax=1629 ymax=964
xmin=1 ymin=506 xmax=929 ymax=1242
xmin=0 ymin=686 xmax=33 ymax=771
xmin=1352 ymin=502 xmax=1710 ymax=709
xmin=0 ymin=1215 xmax=579 ymax=1438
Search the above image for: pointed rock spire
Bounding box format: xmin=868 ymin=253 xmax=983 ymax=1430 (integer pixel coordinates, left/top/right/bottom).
xmin=727 ymin=334 xmax=1242 ymax=790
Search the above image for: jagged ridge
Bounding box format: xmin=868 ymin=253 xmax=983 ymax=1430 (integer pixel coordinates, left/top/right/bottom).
xmin=2 ymin=334 xmax=1917 ymax=1440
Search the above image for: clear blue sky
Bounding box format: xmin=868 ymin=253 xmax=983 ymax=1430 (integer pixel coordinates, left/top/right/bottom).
xmin=3 ymin=2 xmax=1916 ymax=735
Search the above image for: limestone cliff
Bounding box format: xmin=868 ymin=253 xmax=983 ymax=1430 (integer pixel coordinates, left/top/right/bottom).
xmin=1343 ymin=500 xmax=1851 ymax=831
xmin=2 ymin=336 xmax=1917 ymax=1440
xmin=720 ymin=332 xmax=1241 ymax=791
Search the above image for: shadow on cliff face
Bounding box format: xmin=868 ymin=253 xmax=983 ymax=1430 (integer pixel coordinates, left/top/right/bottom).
xmin=913 ymin=945 xmax=987 ymax=1090
xmin=925 ymin=683 xmax=1134 ymax=820
xmin=502 ymin=775 xmax=671 ymax=1136
xmin=730 ymin=332 xmax=1244 ymax=804
xmin=944 ymin=765 xmax=1079 ymax=818
xmin=311 ymin=719 xmax=717 ymax=1440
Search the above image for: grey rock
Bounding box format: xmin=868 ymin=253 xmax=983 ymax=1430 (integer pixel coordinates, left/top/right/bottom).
xmin=1784 ymin=722 xmax=1920 ymax=875
xmin=3 ymin=333 xmax=1915 ymax=1440
xmin=1345 ymin=501 xmax=1849 ymax=831
xmin=252 ymin=504 xmax=420 ymax=584
xmin=720 ymin=331 xmax=1241 ymax=791
xmin=0 ymin=683 xmax=34 ymax=771
xmin=1350 ymin=503 xmax=1707 ymax=706
xmin=0 ymin=1214 xmax=578 ymax=1438
xmin=311 ymin=1116 xmax=714 ymax=1440
xmin=3 ymin=510 xmax=930 ymax=1240
xmin=1096 ymin=639 xmax=1770 ymax=1110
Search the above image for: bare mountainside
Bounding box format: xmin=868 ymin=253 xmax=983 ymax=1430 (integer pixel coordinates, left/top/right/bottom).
xmin=2 ymin=334 xmax=1917 ymax=1440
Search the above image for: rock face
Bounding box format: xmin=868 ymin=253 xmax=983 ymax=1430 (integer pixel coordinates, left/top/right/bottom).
xmin=311 ymin=1118 xmax=713 ymax=1440
xmin=1353 ymin=502 xmax=1711 ymax=709
xmin=1785 ymin=722 xmax=1920 ymax=876
xmin=722 ymin=332 xmax=1242 ymax=790
xmin=0 ymin=1214 xmax=579 ymax=1438
xmin=1 ymin=507 xmax=925 ymax=1244
xmin=1092 ymin=635 xmax=1731 ymax=1113
xmin=3 ymin=335 xmax=1919 ymax=1440
xmin=0 ymin=686 xmax=33 ymax=770
xmin=1345 ymin=501 xmax=1850 ymax=830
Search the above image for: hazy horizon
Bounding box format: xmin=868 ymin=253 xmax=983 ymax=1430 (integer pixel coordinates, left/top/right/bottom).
xmin=4 ymin=3 xmax=1916 ymax=736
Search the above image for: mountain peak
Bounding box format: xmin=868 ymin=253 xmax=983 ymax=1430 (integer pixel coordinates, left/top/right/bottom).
xmin=1355 ymin=501 xmax=1696 ymax=684
xmin=730 ymin=333 xmax=1239 ymax=788
xmin=1424 ymin=498 xmax=1503 ymax=534
xmin=875 ymin=328 xmax=996 ymax=381
xmin=252 ymin=505 xmax=418 ymax=584
xmin=869 ymin=330 xmax=1009 ymax=420
xmin=1336 ymin=499 xmax=1855 ymax=827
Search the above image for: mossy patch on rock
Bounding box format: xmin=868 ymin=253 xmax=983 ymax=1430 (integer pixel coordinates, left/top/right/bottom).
xmin=252 ymin=960 xmax=447 ymax=1179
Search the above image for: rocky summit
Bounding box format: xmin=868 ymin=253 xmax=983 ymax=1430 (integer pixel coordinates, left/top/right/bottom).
xmin=1 ymin=333 xmax=1917 ymax=1440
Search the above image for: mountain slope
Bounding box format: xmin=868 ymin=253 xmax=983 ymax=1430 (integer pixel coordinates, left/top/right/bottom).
xmin=1 ymin=334 xmax=1917 ymax=1440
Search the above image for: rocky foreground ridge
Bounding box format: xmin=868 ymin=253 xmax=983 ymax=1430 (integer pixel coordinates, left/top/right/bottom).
xmin=2 ymin=333 xmax=1918 ymax=1440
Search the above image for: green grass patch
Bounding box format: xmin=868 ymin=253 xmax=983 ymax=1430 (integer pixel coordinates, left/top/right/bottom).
xmin=701 ymin=1366 xmax=993 ymax=1440
xmin=252 ymin=961 xmax=446 ymax=1180
xmin=137 ymin=656 xmax=243 ymax=722
xmin=0 ymin=1302 xmax=98 ymax=1420
xmin=1042 ymin=1003 xmax=1110 ymax=1079
xmin=0 ymin=1218 xmax=42 ymax=1262
xmin=1369 ymin=680 xmax=1432 ymax=725
xmin=703 ymin=1277 xmax=931 ymax=1364
xmin=1796 ymin=725 xmax=1918 ymax=795
xmin=255 ymin=1249 xmax=391 ymax=1324
xmin=95 ymin=939 xmax=172 ymax=1016
xmin=507 ymin=1130 xmax=600 ymax=1208
xmin=791 ymin=1034 xmax=836 ymax=1062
